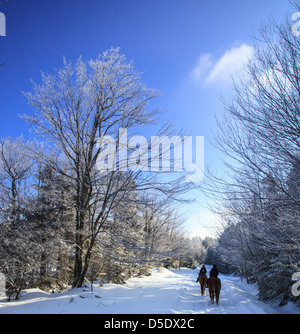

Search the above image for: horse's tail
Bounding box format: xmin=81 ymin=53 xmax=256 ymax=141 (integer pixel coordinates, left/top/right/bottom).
xmin=208 ymin=277 xmax=221 ymax=304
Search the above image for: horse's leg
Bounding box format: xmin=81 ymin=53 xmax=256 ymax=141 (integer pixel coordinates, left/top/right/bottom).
xmin=217 ymin=279 xmax=221 ymax=305
xmin=216 ymin=283 xmax=221 ymax=305
xmin=200 ymin=279 xmax=203 ymax=295
xmin=199 ymin=277 xmax=204 ymax=296
xmin=216 ymin=292 xmax=219 ymax=305
xmin=202 ymin=280 xmax=205 ymax=295
xmin=210 ymin=289 xmax=214 ymax=303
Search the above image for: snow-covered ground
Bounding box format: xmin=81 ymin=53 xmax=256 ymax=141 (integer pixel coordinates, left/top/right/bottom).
xmin=0 ymin=267 xmax=298 ymax=314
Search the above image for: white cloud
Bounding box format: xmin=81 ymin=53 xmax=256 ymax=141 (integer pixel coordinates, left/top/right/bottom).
xmin=191 ymin=53 xmax=213 ymax=83
xmin=191 ymin=44 xmax=254 ymax=87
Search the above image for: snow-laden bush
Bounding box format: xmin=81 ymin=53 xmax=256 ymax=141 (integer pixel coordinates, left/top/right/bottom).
xmin=0 ymin=273 xmax=5 ymax=297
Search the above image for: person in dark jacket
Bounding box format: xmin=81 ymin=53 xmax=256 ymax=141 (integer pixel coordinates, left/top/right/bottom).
xmin=196 ymin=265 xmax=207 ymax=282
xmin=210 ymin=264 xmax=219 ymax=278
xmin=199 ymin=265 xmax=207 ymax=276
xmin=207 ymin=265 xmax=219 ymax=287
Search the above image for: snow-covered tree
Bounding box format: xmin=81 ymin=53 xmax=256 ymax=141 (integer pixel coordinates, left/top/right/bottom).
xmin=211 ymin=10 xmax=300 ymax=306
xmin=0 ymin=137 xmax=38 ymax=300
xmin=24 ymin=164 xmax=75 ymax=289
xmin=0 ymin=272 xmax=5 ymax=297
xmin=24 ymin=48 xmax=193 ymax=288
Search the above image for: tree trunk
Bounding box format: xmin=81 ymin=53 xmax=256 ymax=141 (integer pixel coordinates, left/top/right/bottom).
xmin=73 ymin=232 xmax=96 ymax=288
xmin=72 ymin=203 xmax=85 ymax=288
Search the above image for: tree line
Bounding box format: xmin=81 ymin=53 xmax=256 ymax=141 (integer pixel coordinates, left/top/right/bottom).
xmin=208 ymin=5 xmax=300 ymax=308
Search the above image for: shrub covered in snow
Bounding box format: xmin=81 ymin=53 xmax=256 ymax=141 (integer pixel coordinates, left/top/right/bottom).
xmin=0 ymin=273 xmax=5 ymax=297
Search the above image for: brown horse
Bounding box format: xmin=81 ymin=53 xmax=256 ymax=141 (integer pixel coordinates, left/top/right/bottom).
xmin=197 ymin=275 xmax=207 ymax=296
xmin=196 ymin=275 xmax=207 ymax=296
xmin=208 ymin=277 xmax=221 ymax=305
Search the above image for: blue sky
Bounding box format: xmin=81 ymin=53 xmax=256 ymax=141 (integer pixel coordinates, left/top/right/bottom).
xmin=0 ymin=0 xmax=294 ymax=237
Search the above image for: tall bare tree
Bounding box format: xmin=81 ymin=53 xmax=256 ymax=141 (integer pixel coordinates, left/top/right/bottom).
xmin=24 ymin=48 xmax=193 ymax=288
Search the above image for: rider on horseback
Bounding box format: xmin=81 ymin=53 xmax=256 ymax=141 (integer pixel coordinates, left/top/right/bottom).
xmin=207 ymin=265 xmax=221 ymax=304
xmin=207 ymin=264 xmax=219 ymax=286
xmin=210 ymin=264 xmax=219 ymax=278
xmin=196 ymin=264 xmax=207 ymax=282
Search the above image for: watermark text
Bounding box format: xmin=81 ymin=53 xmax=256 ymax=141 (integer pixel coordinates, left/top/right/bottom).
xmin=0 ymin=12 xmax=5 ymax=36
xmin=96 ymin=129 xmax=204 ymax=183
xmin=292 ymin=12 xmax=300 ymax=37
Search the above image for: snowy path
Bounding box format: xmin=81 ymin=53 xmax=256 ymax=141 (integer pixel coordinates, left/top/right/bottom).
xmin=0 ymin=267 xmax=298 ymax=314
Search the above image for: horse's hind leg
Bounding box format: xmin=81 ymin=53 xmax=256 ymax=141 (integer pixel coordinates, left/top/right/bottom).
xmin=201 ymin=283 xmax=204 ymax=296
xmin=216 ymin=281 xmax=221 ymax=305
xmin=210 ymin=291 xmax=214 ymax=304
xmin=216 ymin=288 xmax=221 ymax=305
xmin=202 ymin=278 xmax=207 ymax=296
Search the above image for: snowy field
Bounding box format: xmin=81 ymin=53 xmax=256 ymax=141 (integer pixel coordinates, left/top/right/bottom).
xmin=0 ymin=267 xmax=298 ymax=314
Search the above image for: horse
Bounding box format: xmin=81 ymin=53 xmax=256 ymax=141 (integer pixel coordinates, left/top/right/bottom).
xmin=196 ymin=275 xmax=207 ymax=296
xmin=208 ymin=277 xmax=221 ymax=305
